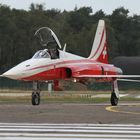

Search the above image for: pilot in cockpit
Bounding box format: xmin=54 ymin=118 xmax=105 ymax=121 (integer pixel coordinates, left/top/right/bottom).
xmin=43 ymin=39 xmax=59 ymax=59
xmin=48 ymin=48 xmax=59 ymax=59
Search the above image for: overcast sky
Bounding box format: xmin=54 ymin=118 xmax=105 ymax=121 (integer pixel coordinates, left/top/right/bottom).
xmin=0 ymin=0 xmax=140 ymax=15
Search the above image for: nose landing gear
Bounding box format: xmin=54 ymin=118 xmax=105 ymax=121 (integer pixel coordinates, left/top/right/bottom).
xmin=32 ymin=82 xmax=40 ymax=105
xmin=32 ymin=92 xmax=40 ymax=105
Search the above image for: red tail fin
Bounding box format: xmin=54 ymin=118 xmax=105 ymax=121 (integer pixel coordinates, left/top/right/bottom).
xmin=88 ymin=20 xmax=108 ymax=64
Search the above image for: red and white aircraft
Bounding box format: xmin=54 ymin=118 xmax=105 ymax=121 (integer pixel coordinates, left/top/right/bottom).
xmin=1 ymin=20 xmax=139 ymax=106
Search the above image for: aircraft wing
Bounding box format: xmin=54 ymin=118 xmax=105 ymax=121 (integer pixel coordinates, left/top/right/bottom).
xmin=73 ymin=75 xmax=140 ymax=78
xmin=72 ymin=72 xmax=140 ymax=82
xmin=117 ymin=78 xmax=140 ymax=82
xmin=63 ymin=64 xmax=140 ymax=79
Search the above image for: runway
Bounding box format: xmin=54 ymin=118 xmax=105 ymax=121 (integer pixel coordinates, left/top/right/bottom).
xmin=0 ymin=123 xmax=140 ymax=140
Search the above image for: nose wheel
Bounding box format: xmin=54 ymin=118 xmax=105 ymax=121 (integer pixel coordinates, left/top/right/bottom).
xmin=32 ymin=92 xmax=40 ymax=105
xmin=32 ymin=81 xmax=41 ymax=106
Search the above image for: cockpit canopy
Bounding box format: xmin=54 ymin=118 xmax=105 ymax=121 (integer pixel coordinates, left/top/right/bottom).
xmin=33 ymin=27 xmax=61 ymax=59
xmin=32 ymin=48 xmax=60 ymax=59
xmin=34 ymin=27 xmax=62 ymax=49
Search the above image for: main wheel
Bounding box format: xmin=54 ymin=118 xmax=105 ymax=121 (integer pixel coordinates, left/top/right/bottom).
xmin=32 ymin=92 xmax=40 ymax=105
xmin=110 ymin=92 xmax=118 ymax=106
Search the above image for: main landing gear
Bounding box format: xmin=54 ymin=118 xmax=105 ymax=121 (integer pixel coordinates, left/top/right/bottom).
xmin=110 ymin=79 xmax=119 ymax=106
xmin=32 ymin=82 xmax=40 ymax=105
xmin=31 ymin=80 xmax=120 ymax=106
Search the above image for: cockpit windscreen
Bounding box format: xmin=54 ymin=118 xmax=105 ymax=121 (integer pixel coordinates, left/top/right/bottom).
xmin=32 ymin=49 xmax=50 ymax=59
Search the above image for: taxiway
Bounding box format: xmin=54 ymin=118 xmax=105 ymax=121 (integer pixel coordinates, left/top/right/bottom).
xmin=0 ymin=103 xmax=139 ymax=124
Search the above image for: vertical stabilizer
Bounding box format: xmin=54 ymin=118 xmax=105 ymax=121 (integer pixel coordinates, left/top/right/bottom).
xmin=88 ymin=20 xmax=108 ymax=64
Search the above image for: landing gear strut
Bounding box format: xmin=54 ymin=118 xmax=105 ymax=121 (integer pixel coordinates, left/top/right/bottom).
xmin=111 ymin=79 xmax=119 ymax=106
xmin=32 ymin=82 xmax=40 ymax=105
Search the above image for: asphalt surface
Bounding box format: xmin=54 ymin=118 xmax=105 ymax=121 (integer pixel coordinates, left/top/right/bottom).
xmin=0 ymin=103 xmax=140 ymax=124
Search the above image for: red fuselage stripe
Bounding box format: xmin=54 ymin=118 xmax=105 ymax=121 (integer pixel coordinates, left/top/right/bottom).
xmin=26 ymin=59 xmax=100 ymax=71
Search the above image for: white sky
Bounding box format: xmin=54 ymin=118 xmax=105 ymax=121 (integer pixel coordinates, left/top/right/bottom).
xmin=0 ymin=0 xmax=140 ymax=15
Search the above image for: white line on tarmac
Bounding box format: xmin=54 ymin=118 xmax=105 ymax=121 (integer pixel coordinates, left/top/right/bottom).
xmin=0 ymin=123 xmax=139 ymax=140
xmin=1 ymin=123 xmax=140 ymax=127
xmin=0 ymin=126 xmax=140 ymax=131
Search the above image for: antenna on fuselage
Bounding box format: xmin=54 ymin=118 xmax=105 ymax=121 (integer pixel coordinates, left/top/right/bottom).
xmin=63 ymin=43 xmax=67 ymax=52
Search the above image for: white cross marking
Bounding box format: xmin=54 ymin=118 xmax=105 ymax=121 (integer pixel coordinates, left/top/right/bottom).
xmin=103 ymin=47 xmax=107 ymax=59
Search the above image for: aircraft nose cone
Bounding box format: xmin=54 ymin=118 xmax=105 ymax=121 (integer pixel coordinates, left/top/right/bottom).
xmin=2 ymin=68 xmax=19 ymax=80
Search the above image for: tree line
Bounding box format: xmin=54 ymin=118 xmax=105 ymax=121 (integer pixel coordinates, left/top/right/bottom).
xmin=0 ymin=3 xmax=140 ymax=73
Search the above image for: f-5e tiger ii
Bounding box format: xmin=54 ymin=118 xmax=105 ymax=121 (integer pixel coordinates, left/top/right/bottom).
xmin=1 ymin=20 xmax=138 ymax=106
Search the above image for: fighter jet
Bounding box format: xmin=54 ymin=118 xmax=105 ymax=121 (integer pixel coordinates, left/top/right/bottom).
xmin=1 ymin=20 xmax=139 ymax=106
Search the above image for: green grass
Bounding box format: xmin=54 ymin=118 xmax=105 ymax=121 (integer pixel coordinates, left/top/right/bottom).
xmin=0 ymin=94 xmax=109 ymax=104
xmin=120 ymin=97 xmax=140 ymax=102
xmin=0 ymin=89 xmax=140 ymax=104
xmin=41 ymin=95 xmax=108 ymax=104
